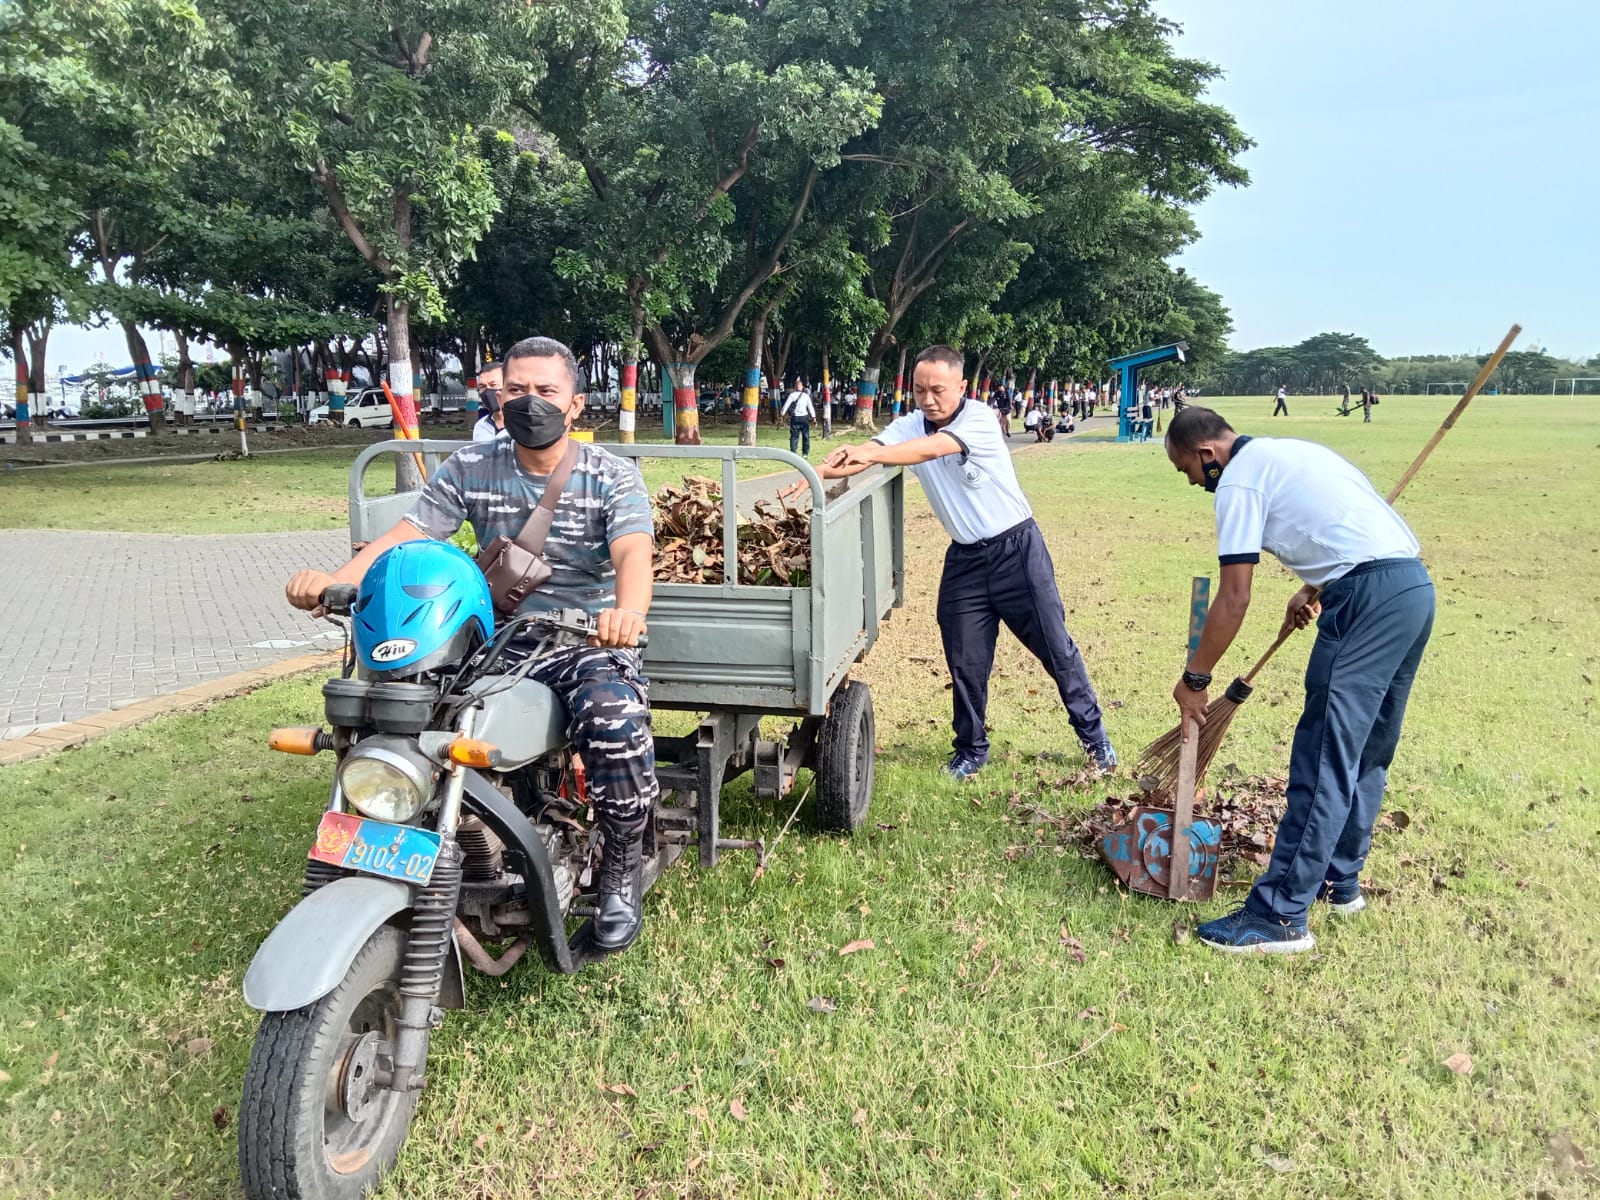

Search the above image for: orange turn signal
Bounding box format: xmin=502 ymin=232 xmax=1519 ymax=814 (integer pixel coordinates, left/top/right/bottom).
xmin=269 ymin=726 xmax=327 ymax=755
xmin=447 ymin=737 xmax=501 ymax=768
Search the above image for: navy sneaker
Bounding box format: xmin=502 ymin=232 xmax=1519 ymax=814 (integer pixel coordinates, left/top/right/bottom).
xmin=1195 ymin=906 xmax=1316 ymax=955
xmin=946 ymin=751 xmax=988 ymax=781
xmin=1083 ymin=738 xmax=1118 ymax=776
xmin=1317 ymin=881 xmax=1367 ymax=916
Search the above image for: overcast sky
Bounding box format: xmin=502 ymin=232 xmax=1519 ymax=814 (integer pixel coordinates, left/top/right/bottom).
xmin=1161 ymin=0 xmax=1600 ymax=359
xmin=47 ymin=0 xmax=1600 ymax=372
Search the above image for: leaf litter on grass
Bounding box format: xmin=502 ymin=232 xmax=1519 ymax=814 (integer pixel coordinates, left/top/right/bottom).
xmin=981 ymin=761 xmax=1295 ymax=885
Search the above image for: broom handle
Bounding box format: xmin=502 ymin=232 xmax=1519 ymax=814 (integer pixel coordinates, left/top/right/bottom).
xmin=1236 ymin=323 xmax=1521 ymax=687
xmin=1382 ymin=323 xmax=1519 ymax=503
xmin=378 ymin=378 xmax=429 ymax=481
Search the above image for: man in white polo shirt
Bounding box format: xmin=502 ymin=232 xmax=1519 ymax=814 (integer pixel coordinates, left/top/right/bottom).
xmin=820 ymin=344 xmax=1115 ymax=780
xmin=1165 ymin=407 xmax=1434 ymax=954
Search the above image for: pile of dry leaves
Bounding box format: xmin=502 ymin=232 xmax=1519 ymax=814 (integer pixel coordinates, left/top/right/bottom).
xmin=1069 ymin=769 xmax=1291 ymax=881
xmin=652 ymin=477 xmax=813 ymax=586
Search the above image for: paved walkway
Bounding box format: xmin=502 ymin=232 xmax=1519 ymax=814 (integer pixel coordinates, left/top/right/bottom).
xmin=1 ymin=528 xmax=351 ymax=738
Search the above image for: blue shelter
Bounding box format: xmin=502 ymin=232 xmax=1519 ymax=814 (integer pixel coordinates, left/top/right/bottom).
xmin=1108 ymin=342 xmax=1187 ymax=441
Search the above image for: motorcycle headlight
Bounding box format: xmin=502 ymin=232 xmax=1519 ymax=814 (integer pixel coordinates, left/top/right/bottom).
xmin=338 ymin=738 xmax=434 ymax=823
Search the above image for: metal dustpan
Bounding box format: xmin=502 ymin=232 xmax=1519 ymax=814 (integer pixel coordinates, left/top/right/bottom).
xmin=1096 ymin=805 xmax=1220 ymax=901
xmin=1097 ymin=576 xmax=1219 ymax=902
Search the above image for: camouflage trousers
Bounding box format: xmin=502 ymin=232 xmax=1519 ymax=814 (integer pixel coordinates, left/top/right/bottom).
xmin=507 ymin=643 xmax=659 ymax=822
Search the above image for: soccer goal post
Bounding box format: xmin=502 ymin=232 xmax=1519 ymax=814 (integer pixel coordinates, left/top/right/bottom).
xmin=1425 ymin=382 xmax=1469 ymax=395
xmin=1552 ymin=378 xmax=1600 ymax=396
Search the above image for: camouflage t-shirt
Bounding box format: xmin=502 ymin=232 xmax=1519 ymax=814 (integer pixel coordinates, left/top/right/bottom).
xmin=403 ymin=438 xmax=653 ymax=619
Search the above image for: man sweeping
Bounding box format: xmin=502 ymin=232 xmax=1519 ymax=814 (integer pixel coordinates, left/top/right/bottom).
xmin=1165 ymin=407 xmax=1434 ymax=953
xmin=818 ymin=345 xmax=1116 ymax=781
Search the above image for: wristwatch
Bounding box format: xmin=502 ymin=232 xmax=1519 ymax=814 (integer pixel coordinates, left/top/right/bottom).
xmin=1181 ymin=669 xmax=1213 ymax=692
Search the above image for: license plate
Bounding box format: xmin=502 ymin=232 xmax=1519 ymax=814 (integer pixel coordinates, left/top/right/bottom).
xmin=309 ymin=811 xmax=442 ymax=886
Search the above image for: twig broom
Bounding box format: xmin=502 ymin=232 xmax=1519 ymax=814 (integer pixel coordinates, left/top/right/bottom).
xmin=1134 ymin=323 xmax=1523 ymax=799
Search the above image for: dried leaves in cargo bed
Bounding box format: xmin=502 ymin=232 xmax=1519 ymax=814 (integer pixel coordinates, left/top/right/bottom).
xmin=652 ymin=477 xmax=812 ymax=586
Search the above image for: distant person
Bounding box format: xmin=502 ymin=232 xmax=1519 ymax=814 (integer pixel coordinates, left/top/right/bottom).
xmin=1023 ymin=404 xmax=1042 ymax=437
xmin=1363 ymin=387 xmax=1380 ymax=423
xmin=1339 ymin=382 xmax=1353 ymax=416
xmin=991 ymin=386 xmax=1012 ymax=438
xmin=1272 ymin=384 xmax=1289 ymax=417
xmin=1141 ymin=395 xmax=1155 ymax=440
xmin=780 ymin=377 xmax=817 ymax=457
xmin=470 ymin=359 xmax=505 ymax=442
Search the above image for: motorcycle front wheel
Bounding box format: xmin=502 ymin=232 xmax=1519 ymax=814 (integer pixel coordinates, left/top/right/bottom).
xmin=238 ymin=924 xmax=419 ymax=1200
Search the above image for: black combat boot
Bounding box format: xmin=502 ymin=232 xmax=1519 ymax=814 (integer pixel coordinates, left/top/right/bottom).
xmin=592 ymin=815 xmax=647 ymax=952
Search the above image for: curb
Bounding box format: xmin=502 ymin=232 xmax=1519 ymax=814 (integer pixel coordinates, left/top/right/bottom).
xmin=0 ymin=650 xmax=340 ymax=767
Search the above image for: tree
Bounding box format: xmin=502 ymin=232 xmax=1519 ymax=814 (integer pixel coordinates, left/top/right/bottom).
xmin=2 ymin=0 xmax=232 ymax=436
xmin=829 ymin=0 xmax=1249 ymax=416
xmin=224 ymin=0 xmax=624 ymax=479
xmin=539 ymin=0 xmax=880 ymax=443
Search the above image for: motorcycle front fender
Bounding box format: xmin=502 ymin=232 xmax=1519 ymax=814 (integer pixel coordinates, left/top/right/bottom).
xmin=243 ymin=876 xmax=413 ymax=1012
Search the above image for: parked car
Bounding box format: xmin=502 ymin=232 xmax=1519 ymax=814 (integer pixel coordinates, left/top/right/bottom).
xmin=309 ymin=388 xmax=392 ymax=428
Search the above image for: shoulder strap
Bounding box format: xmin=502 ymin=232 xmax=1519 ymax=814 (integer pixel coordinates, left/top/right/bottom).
xmin=512 ymin=439 xmax=581 ymax=557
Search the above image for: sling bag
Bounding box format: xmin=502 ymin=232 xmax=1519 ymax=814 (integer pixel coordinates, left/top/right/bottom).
xmin=475 ymin=439 xmax=580 ymax=617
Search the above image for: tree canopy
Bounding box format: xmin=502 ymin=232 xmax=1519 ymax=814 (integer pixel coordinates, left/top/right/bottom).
xmin=1 ymin=0 xmax=1251 ymax=443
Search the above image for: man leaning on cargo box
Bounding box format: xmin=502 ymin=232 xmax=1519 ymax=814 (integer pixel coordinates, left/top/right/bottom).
xmin=817 ymin=344 xmax=1116 ymax=782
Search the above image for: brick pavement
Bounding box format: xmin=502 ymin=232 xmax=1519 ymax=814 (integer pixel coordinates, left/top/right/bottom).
xmin=1 ymin=528 xmax=352 ymax=738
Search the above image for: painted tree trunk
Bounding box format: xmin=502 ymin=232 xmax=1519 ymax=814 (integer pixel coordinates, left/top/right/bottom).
xmin=246 ymin=354 xmax=265 ymax=420
xmin=121 ymin=321 xmax=163 ymax=435
xmin=764 ymin=330 xmax=793 ymax=424
xmin=174 ymin=339 xmax=194 ymax=425
xmin=228 ymin=342 xmax=250 ymax=456
xmin=387 ymin=294 xmax=423 ymax=492
xmin=893 ymin=345 xmax=908 ymax=416
xmin=11 ymin=328 xmax=30 ymax=445
xmin=619 ymin=359 xmax=639 ymax=445
xmin=855 ymin=365 xmax=879 ymax=428
xmin=1026 ymin=368 xmax=1038 ymax=414
xmin=740 ymin=310 xmax=767 ymax=447
xmin=27 ymin=324 xmax=49 ymax=431
xmin=666 ymin=361 xmax=701 ymax=446
xmin=463 ymin=330 xmax=481 ymax=419
xmin=972 ymin=352 xmax=987 ymax=401
xmin=820 ymin=343 xmax=833 ymax=438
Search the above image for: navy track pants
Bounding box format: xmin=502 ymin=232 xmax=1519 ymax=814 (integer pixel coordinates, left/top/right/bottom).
xmin=1246 ymin=557 xmax=1435 ymax=921
xmin=936 ymin=519 xmax=1107 ymax=759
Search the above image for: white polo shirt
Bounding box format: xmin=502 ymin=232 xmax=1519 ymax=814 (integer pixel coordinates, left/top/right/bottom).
xmin=875 ymin=400 xmax=1032 ymax=543
xmin=1214 ymin=436 xmax=1421 ymax=587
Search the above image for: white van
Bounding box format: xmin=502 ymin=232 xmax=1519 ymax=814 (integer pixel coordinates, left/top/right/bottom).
xmin=309 ymin=388 xmax=393 ymax=428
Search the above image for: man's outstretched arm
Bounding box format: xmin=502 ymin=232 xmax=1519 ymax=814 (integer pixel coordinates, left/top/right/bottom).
xmin=818 ymin=432 xmax=963 ymax=479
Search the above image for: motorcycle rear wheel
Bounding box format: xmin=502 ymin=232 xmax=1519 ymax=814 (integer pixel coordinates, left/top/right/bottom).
xmin=238 ymin=924 xmax=419 ymax=1200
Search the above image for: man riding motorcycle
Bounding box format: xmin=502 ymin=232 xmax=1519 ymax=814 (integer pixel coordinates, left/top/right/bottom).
xmin=285 ymin=336 xmax=658 ymax=952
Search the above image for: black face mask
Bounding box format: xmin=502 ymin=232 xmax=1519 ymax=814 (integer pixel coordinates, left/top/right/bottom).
xmin=501 ymin=396 xmax=568 ymax=450
xmin=479 ymin=386 xmax=500 ymax=416
xmin=1201 ymin=435 xmax=1250 ymax=493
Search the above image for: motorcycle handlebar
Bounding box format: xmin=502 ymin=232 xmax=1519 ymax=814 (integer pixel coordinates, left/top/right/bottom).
xmin=321 ymin=584 xmax=359 ymax=616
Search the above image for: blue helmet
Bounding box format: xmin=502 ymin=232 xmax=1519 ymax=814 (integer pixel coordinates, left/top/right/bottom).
xmin=353 ymin=541 xmax=494 ymax=678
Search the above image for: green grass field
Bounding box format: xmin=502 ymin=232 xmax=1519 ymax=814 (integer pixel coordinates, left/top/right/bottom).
xmin=0 ymin=420 xmax=875 ymax=535
xmin=2 ymin=396 xmax=1597 ymax=1198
